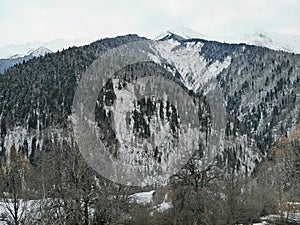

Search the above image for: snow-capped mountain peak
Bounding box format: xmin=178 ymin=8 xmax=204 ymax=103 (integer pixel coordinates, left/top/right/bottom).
xmin=7 ymin=46 xmax=53 ymax=59
xmin=155 ymin=26 xmax=208 ymax=41
xmin=27 ymin=46 xmax=53 ymax=57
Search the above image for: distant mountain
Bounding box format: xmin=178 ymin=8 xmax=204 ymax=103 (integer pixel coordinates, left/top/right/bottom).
xmin=29 ymin=46 xmax=53 ymax=57
xmin=0 ymin=47 xmax=53 ymax=73
xmin=240 ymin=29 xmax=300 ymax=54
xmin=0 ymin=38 xmax=91 ymax=59
xmin=9 ymin=46 xmax=53 ymax=59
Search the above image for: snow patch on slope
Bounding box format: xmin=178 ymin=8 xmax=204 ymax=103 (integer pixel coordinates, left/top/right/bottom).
xmin=129 ymin=190 xmax=172 ymax=213
xmin=149 ymin=39 xmax=231 ymax=91
xmin=0 ymin=127 xmax=66 ymax=158
xmin=153 ymin=193 xmax=172 ymax=213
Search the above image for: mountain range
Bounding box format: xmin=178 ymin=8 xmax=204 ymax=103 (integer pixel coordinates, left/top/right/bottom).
xmin=0 ymin=38 xmax=91 ymax=59
xmin=0 ymin=47 xmax=53 ymax=74
xmin=1 ymin=28 xmax=299 ymax=74
xmin=0 ymin=29 xmax=299 ymax=182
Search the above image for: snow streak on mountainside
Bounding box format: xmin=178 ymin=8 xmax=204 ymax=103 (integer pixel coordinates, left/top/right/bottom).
xmin=149 ymin=39 xmax=232 ymax=91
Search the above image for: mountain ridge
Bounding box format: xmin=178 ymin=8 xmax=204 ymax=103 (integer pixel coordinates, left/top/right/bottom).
xmin=155 ymin=27 xmax=300 ymax=54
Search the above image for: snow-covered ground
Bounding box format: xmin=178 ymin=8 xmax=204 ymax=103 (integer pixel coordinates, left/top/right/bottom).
xmin=152 ymin=194 xmax=172 ymax=213
xmin=129 ymin=190 xmax=156 ymax=205
xmin=0 ymin=191 xmax=171 ymax=224
xmin=130 ymin=190 xmax=300 ymax=224
xmin=0 ymin=196 xmax=299 ymax=224
xmin=260 ymin=211 xmax=300 ymax=224
xmin=129 ymin=190 xmax=172 ymax=215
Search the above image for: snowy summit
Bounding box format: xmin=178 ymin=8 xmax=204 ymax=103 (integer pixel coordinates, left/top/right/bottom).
xmin=155 ymin=26 xmax=209 ymax=41
xmin=28 ymin=46 xmax=53 ymax=57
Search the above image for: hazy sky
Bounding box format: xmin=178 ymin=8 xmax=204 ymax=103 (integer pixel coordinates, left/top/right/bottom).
xmin=1 ymin=0 xmax=299 ymax=46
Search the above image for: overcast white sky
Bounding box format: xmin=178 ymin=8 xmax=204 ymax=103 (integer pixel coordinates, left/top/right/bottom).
xmin=0 ymin=0 xmax=299 ymax=47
